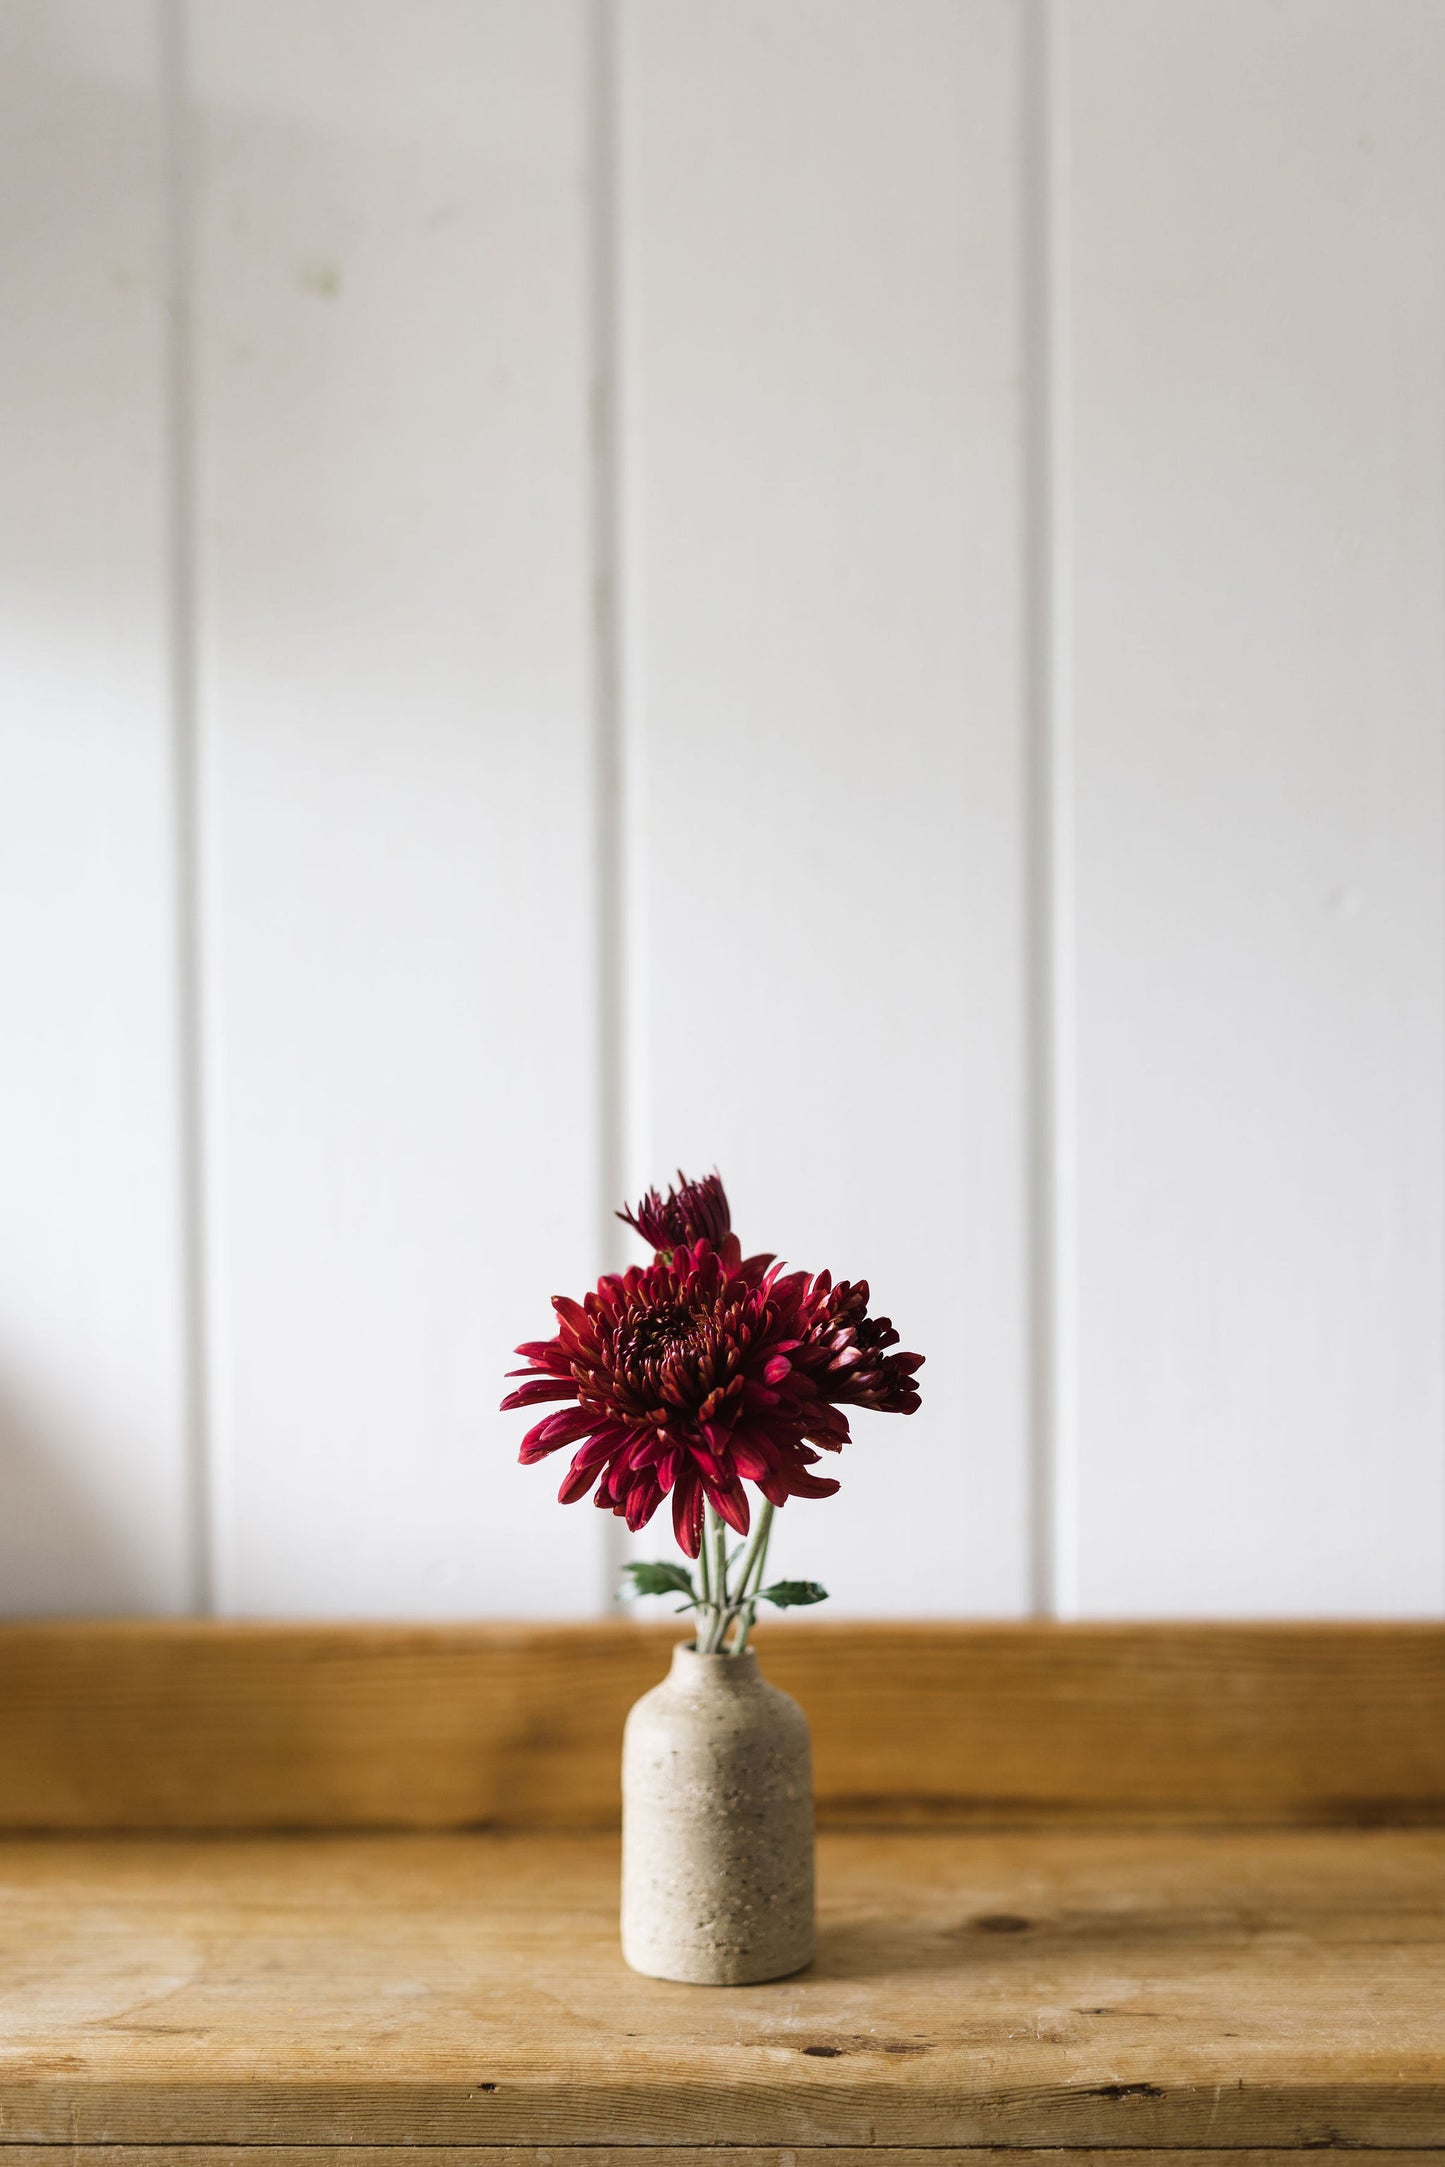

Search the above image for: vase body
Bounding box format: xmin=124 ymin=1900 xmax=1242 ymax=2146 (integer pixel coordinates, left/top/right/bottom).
xmin=621 ymin=1641 xmax=814 ymax=1985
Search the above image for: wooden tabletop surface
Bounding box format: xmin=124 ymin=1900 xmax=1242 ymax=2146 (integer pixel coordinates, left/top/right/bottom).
xmin=2 ymin=1826 xmax=1442 ymax=2154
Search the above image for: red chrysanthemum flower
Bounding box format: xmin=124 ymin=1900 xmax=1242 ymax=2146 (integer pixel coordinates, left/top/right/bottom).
xmin=790 ymin=1273 xmax=924 ymax=1417
xmin=618 ymin=1169 xmax=735 ymax=1257
xmin=502 ymin=1178 xmax=923 ymax=1556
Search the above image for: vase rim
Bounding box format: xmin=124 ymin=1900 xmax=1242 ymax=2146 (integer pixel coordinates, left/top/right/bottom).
xmin=669 ymin=1639 xmax=760 ymax=1676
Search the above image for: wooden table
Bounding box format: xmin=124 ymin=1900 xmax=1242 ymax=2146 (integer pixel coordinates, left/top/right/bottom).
xmin=2 ymin=1623 xmax=1443 ymax=2164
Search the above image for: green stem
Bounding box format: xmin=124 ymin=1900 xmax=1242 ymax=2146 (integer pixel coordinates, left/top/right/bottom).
xmin=731 ymin=1501 xmax=776 ymax=1656
xmin=704 ymin=1505 xmax=730 ymax=1651
xmin=693 ymin=1509 xmax=712 ymax=1642
xmin=725 ymin=1542 xmax=756 ymax=1622
xmin=722 ymin=1506 xmax=771 ymax=1641
xmin=698 ymin=1503 xmax=718 ymax=1650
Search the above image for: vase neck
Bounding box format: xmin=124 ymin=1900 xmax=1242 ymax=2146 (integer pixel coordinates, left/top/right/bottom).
xmin=667 ymin=1641 xmax=762 ymax=1693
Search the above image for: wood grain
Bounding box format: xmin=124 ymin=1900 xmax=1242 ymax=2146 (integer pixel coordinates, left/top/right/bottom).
xmin=1 ymin=1622 xmax=1443 ymax=1832
xmin=0 ymin=0 xmax=192 ymax=1615
xmin=189 ymin=0 xmax=605 ymax=1619
xmin=5 ymin=2157 xmax=1445 ymax=2167
xmin=1065 ymin=0 xmax=1445 ymax=1614
xmin=619 ymin=0 xmax=1033 ymax=1620
xmin=0 ymin=1828 xmax=1442 ymax=2146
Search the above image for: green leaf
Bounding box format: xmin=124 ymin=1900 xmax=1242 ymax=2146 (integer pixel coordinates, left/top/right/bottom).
xmin=757 ymin=1579 xmax=829 ymax=1608
xmin=618 ymin=1560 xmax=696 ymax=1601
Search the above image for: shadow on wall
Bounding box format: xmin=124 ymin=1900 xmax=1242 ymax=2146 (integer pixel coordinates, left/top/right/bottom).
xmin=0 ymin=1378 xmax=159 ymax=1616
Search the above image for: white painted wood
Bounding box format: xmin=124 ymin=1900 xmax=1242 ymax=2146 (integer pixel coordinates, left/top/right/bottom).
xmin=1065 ymin=0 xmax=1445 ymax=1613
xmin=0 ymin=1 xmax=193 ymax=1611
xmin=616 ymin=0 xmax=1032 ymax=1615
xmin=4 ymin=0 xmax=1441 ymax=1625
xmin=189 ymin=0 xmax=605 ymax=1615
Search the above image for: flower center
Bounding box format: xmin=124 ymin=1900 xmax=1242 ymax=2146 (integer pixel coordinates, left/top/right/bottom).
xmin=624 ymin=1303 xmax=700 ymax=1363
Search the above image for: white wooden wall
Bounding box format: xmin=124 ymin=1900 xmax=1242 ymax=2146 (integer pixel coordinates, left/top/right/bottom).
xmin=2 ymin=0 xmax=1441 ymax=1619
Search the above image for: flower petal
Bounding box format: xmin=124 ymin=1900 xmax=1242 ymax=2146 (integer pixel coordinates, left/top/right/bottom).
xmin=671 ymin=1470 xmax=704 ymax=1557
xmin=558 ymin=1452 xmax=605 ymax=1504
xmin=499 ymin=1379 xmax=577 ymax=1412
xmin=704 ymin=1480 xmax=751 ymax=1538
xmin=518 ymin=1404 xmax=597 ymax=1463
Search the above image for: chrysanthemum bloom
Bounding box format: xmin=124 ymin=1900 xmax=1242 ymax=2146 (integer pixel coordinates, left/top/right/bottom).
xmin=618 ymin=1170 xmax=737 ymax=1259
xmin=502 ymin=1175 xmax=923 ymax=1555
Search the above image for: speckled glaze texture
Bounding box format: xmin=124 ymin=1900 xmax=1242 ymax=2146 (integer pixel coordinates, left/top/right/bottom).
xmin=621 ymin=1642 xmax=814 ymax=1986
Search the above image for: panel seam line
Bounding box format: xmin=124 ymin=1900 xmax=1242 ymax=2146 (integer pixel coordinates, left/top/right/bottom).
xmin=588 ymin=0 xmax=630 ymax=1610
xmin=1022 ymin=0 xmax=1079 ymax=1620
xmin=160 ymin=0 xmax=214 ymax=1616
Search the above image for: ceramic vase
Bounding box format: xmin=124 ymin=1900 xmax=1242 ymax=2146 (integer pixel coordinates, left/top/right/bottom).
xmin=621 ymin=1641 xmax=814 ymax=1985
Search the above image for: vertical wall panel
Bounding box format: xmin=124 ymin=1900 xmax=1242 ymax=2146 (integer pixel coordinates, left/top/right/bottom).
xmin=1066 ymin=0 xmax=1445 ymax=1612
xmin=191 ymin=0 xmax=604 ymax=1614
xmin=619 ymin=0 xmax=1031 ymax=1613
xmin=0 ymin=2 xmax=192 ymax=1610
xmin=3 ymin=1 xmax=1439 ymax=1625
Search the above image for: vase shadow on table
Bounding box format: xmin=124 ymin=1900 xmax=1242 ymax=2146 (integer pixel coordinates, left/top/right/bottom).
xmin=814 ymin=1898 xmax=1237 ymax=1983
xmin=811 ymin=1912 xmax=1039 ymax=1981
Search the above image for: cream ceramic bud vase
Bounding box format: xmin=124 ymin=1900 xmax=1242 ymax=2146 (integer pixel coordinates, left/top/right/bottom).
xmin=621 ymin=1641 xmax=814 ymax=1985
